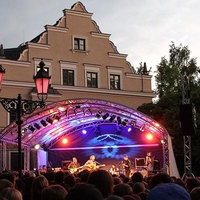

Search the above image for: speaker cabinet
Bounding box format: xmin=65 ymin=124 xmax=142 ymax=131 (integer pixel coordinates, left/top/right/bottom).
xmin=135 ymin=158 xmax=145 ymax=169
xmin=62 ymin=160 xmax=71 ymax=170
xmin=180 ymin=104 xmax=195 ymax=135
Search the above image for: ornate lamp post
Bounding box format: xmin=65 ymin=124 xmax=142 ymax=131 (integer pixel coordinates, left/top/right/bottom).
xmin=0 ymin=60 xmax=51 ymax=179
xmin=0 ymin=64 xmax=5 ymax=91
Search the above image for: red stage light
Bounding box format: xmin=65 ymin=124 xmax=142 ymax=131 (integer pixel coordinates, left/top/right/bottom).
xmin=62 ymin=138 xmax=68 ymax=144
xmin=146 ymin=133 xmax=153 ymax=140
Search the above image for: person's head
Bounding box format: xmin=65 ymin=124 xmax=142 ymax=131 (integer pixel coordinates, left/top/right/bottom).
xmin=42 ymin=165 xmax=47 ymax=169
xmin=0 ymin=187 xmax=23 ymax=200
xmin=124 ymin=155 xmax=128 ymax=160
xmin=149 ymin=172 xmax=173 ymax=189
xmin=132 ymin=182 xmax=145 ymax=194
xmin=147 ymin=183 xmax=190 ymax=200
xmin=0 ymin=172 xmax=15 ymax=186
xmin=147 ymin=152 xmax=151 ymax=156
xmin=31 ymin=175 xmax=49 ymax=199
xmin=185 ymin=177 xmax=200 ymax=193
xmin=0 ymin=179 xmax=14 ymax=191
xmin=190 ymin=186 xmax=200 ymax=200
xmin=90 ymin=155 xmax=95 ymax=161
xmin=87 ymin=169 xmax=113 ymax=198
xmin=131 ymin=171 xmax=143 ymax=183
xmin=41 ymin=184 xmax=68 ymax=200
xmin=113 ymin=177 xmax=123 ymax=185
xmin=72 ymin=157 xmax=77 ymax=163
xmin=113 ymin=183 xmax=133 ymax=197
xmin=65 ymin=183 xmax=103 ymax=200
xmin=55 ymin=171 xmax=66 ymax=184
xmin=65 ymin=174 xmax=76 ymax=188
xmin=112 ymin=165 xmax=116 ymax=168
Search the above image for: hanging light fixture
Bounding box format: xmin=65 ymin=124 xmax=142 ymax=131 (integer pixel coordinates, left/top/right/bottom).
xmin=33 ymin=59 xmax=51 ymax=102
xmin=0 ymin=64 xmax=5 ymax=91
xmin=109 ymin=115 xmax=116 ymax=122
xmin=102 ymin=113 xmax=109 ymax=120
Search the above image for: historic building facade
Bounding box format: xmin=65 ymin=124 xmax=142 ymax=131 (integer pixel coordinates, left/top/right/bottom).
xmin=0 ymin=2 xmax=157 ymax=171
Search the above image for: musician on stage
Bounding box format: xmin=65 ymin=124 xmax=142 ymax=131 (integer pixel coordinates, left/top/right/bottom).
xmin=84 ymin=155 xmax=97 ymax=170
xmin=145 ymin=152 xmax=153 ymax=171
xmin=68 ymin=157 xmax=80 ymax=173
xmin=122 ymin=155 xmax=131 ymax=177
xmin=109 ymin=164 xmax=119 ymax=176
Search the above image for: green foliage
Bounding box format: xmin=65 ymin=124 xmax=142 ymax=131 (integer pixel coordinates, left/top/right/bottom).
xmin=155 ymin=42 xmax=199 ymax=98
xmin=137 ymin=42 xmax=200 ymax=175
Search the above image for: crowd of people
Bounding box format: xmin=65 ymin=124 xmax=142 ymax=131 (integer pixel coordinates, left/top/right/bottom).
xmin=1 ymin=155 xmax=200 ymax=200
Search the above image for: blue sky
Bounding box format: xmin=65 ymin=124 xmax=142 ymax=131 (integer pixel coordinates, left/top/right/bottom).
xmin=0 ymin=0 xmax=200 ymax=88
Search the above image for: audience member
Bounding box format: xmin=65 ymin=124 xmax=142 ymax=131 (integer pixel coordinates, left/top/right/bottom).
xmin=0 ymin=187 xmax=23 ymax=200
xmin=147 ymin=183 xmax=191 ymax=200
xmin=185 ymin=177 xmax=200 ymax=193
xmin=104 ymin=195 xmax=124 ymax=200
xmin=149 ymin=172 xmax=173 ymax=189
xmin=0 ymin=179 xmax=14 ymax=191
xmin=113 ymin=183 xmax=133 ymax=197
xmin=65 ymin=182 xmax=103 ymax=200
xmin=41 ymin=184 xmax=68 ymax=200
xmin=113 ymin=177 xmax=123 ymax=185
xmin=87 ymin=169 xmax=113 ymax=198
xmin=132 ymin=182 xmax=146 ymax=195
xmin=190 ymin=186 xmax=200 ymax=200
xmin=0 ymin=172 xmax=15 ymax=187
xmin=30 ymin=175 xmax=49 ymax=200
xmin=131 ymin=172 xmax=143 ymax=183
xmin=138 ymin=192 xmax=148 ymax=200
xmin=64 ymin=174 xmax=76 ymax=190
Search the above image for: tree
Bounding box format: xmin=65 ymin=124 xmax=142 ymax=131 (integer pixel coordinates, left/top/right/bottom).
xmin=155 ymin=42 xmax=199 ymax=98
xmin=137 ymin=42 xmax=200 ymax=176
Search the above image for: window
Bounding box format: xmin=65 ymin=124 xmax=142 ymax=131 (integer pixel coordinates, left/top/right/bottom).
xmin=63 ymin=69 xmax=74 ymax=86
xmin=110 ymin=74 xmax=120 ymax=90
xmin=74 ymin=38 xmax=86 ymax=51
xmin=87 ymin=72 xmax=98 ymax=88
xmin=9 ymin=112 xmax=17 ymax=124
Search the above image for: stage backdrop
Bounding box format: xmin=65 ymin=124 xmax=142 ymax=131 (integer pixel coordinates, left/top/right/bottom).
xmin=48 ymin=124 xmax=163 ymax=171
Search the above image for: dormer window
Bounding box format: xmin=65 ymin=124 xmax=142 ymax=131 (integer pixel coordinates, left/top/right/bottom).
xmin=74 ymin=38 xmax=86 ymax=51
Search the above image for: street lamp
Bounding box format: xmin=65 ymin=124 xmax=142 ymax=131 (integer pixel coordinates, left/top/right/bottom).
xmin=0 ymin=64 xmax=5 ymax=91
xmin=0 ymin=60 xmax=51 ymax=179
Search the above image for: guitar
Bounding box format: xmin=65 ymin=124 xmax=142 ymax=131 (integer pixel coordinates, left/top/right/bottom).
xmin=85 ymin=164 xmax=105 ymax=171
xmin=69 ymin=165 xmax=84 ymax=174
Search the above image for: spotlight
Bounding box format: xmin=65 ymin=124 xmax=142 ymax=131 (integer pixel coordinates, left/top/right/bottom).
xmin=82 ymin=130 xmax=87 ymax=134
xmin=102 ymin=113 xmax=109 ymax=120
xmin=41 ymin=120 xmax=48 ymax=127
xmin=122 ymin=119 xmax=128 ymax=127
xmin=96 ymin=110 xmax=102 ymax=118
xmin=34 ymin=123 xmax=41 ymax=130
xmin=22 ymin=128 xmax=28 ymax=133
xmin=53 ymin=115 xmax=61 ymax=122
xmin=28 ymin=125 xmax=35 ymax=132
xmin=46 ymin=117 xmax=53 ymax=124
xmin=128 ymin=127 xmax=132 ymax=132
xmin=62 ymin=138 xmax=68 ymax=144
xmin=34 ymin=144 xmax=40 ymax=150
xmin=109 ymin=115 xmax=116 ymax=122
xmin=130 ymin=120 xmax=136 ymax=127
xmin=140 ymin=124 xmax=145 ymax=132
xmin=117 ymin=116 xmax=121 ymax=125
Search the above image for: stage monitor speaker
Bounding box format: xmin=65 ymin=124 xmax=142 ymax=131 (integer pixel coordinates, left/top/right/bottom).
xmin=62 ymin=160 xmax=71 ymax=170
xmin=180 ymin=104 xmax=195 ymax=136
xmin=135 ymin=158 xmax=145 ymax=169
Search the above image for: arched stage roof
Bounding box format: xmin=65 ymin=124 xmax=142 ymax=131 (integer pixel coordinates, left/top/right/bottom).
xmin=0 ymin=98 xmax=168 ymax=150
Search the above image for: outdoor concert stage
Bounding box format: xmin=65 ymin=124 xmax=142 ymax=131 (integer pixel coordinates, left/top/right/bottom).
xmin=46 ymin=123 xmax=163 ymax=172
